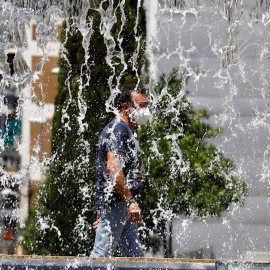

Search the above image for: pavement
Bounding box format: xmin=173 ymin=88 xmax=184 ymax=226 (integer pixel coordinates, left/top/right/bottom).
xmin=0 ymin=255 xmax=268 ymax=270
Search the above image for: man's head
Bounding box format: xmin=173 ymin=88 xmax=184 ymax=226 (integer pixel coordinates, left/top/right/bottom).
xmin=116 ymin=84 xmax=150 ymax=127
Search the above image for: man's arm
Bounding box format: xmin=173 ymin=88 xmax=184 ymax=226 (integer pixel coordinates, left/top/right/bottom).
xmin=107 ymin=151 xmax=142 ymax=224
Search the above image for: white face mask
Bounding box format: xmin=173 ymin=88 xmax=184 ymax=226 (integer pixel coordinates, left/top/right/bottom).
xmin=133 ymin=107 xmax=151 ymax=125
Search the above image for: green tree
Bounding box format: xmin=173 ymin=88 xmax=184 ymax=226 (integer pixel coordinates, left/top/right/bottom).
xmin=21 ymin=0 xmax=146 ymax=256
xmin=138 ymin=70 xmax=248 ymax=257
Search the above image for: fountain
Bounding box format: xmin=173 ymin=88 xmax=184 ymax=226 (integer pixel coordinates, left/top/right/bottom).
xmin=0 ymin=0 xmax=270 ymax=268
xmin=147 ymin=1 xmax=270 ymax=261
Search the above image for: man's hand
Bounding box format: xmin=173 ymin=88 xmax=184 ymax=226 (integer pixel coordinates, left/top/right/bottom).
xmin=127 ymin=202 xmax=141 ymax=224
xmin=93 ymin=215 xmax=100 ymax=232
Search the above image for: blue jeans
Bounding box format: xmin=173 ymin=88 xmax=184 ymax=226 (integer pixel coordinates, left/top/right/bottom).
xmin=90 ymin=201 xmax=144 ymax=257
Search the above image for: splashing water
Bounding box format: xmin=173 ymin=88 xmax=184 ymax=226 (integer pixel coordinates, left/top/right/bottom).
xmin=0 ymin=0 xmax=269 ymax=261
xmin=147 ymin=0 xmax=270 ymax=260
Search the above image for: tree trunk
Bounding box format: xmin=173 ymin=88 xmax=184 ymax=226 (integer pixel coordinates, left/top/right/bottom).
xmin=162 ymin=221 xmax=168 ymax=258
xmin=162 ymin=219 xmax=173 ymax=258
xmin=168 ymin=219 xmax=173 ymax=258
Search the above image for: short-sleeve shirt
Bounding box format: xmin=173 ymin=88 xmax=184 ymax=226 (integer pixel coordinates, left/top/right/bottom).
xmin=95 ymin=118 xmax=145 ymax=212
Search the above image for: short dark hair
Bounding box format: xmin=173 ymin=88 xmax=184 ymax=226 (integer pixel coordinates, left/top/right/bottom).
xmin=115 ymin=84 xmax=146 ymax=111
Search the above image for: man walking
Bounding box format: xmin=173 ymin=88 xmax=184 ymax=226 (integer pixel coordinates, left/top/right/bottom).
xmin=90 ymin=84 xmax=151 ymax=257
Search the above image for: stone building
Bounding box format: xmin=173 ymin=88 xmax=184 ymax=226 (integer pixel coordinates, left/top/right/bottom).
xmin=144 ymin=0 xmax=270 ymax=261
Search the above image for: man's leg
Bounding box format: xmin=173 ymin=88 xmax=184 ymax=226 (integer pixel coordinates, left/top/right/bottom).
xmin=90 ymin=201 xmax=128 ymax=257
xmin=118 ymin=220 xmax=144 ymax=257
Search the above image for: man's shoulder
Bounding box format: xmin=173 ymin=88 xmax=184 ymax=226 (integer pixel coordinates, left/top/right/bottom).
xmin=98 ymin=118 xmax=134 ymax=151
xmin=103 ymin=118 xmax=131 ymax=135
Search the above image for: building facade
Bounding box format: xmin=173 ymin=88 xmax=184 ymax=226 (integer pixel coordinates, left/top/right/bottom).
xmin=0 ymin=50 xmax=20 ymax=254
xmin=144 ymin=0 xmax=270 ymax=260
xmin=0 ymin=18 xmax=61 ymax=254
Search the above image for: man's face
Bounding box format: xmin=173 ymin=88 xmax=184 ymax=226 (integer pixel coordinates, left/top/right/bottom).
xmin=129 ymin=91 xmax=150 ymax=126
xmin=131 ymin=91 xmax=149 ymax=110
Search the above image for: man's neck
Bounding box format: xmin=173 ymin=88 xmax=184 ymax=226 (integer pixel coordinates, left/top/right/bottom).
xmin=119 ymin=115 xmax=136 ymax=130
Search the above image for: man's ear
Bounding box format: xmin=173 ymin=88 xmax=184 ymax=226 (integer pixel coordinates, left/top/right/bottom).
xmin=122 ymin=103 xmax=129 ymax=111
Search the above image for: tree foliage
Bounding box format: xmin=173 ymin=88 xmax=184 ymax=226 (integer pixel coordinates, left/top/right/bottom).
xmin=21 ymin=1 xmax=146 ymax=256
xmin=138 ymin=70 xmax=248 ymax=255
